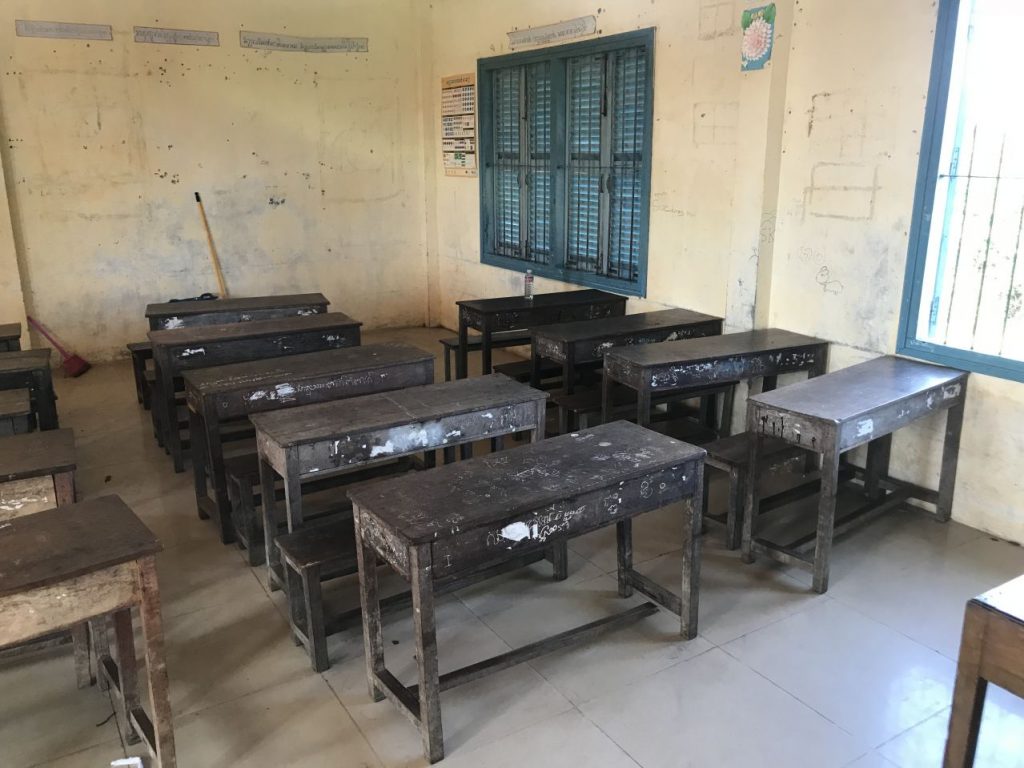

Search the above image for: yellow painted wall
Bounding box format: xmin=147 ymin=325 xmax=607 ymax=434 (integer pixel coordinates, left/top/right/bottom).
xmin=0 ymin=0 xmax=431 ymax=359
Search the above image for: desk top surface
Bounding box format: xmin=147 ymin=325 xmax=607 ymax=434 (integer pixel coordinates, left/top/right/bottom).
xmin=973 ymin=574 xmax=1024 ymax=626
xmin=0 ymin=495 xmax=160 ymax=598
xmin=749 ymin=356 xmax=967 ymax=423
xmin=349 ymin=420 xmax=704 ymax=544
xmin=148 ymin=311 xmax=359 ymax=346
xmin=252 ymin=373 xmax=546 ymax=447
xmin=0 ymin=428 xmax=76 ymax=481
xmin=145 ymin=293 xmax=329 ymax=318
xmin=0 ymin=349 xmax=51 ymax=373
xmin=0 ymin=323 xmax=20 ymax=341
xmin=604 ymin=329 xmax=826 ymax=368
xmin=533 ymin=308 xmax=721 ymax=344
xmin=184 ymin=343 xmax=431 ymax=395
xmin=0 ymin=388 xmax=30 ymax=416
xmin=457 ymin=289 xmax=625 ymax=314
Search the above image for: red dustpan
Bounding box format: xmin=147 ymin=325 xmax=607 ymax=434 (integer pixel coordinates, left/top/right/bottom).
xmin=27 ymin=316 xmax=91 ymax=377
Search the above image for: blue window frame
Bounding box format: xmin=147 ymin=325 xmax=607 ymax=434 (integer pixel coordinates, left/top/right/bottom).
xmin=478 ymin=29 xmax=655 ymax=297
xmin=898 ymin=0 xmax=1024 ymax=382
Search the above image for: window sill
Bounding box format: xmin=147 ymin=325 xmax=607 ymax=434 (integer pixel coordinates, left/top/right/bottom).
xmin=896 ymin=338 xmax=1024 ymax=384
xmin=481 ymin=252 xmax=645 ymax=298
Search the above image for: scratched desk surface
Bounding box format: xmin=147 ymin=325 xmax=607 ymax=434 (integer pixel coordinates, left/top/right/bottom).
xmin=534 ymin=308 xmax=721 ymax=344
xmin=145 ymin=293 xmax=329 ymax=319
xmin=348 ymin=420 xmax=704 ymax=545
xmin=0 ymin=349 xmax=50 ymax=372
xmin=748 ymin=356 xmax=967 ymax=423
xmin=148 ymin=312 xmax=360 ymax=345
xmin=184 ymin=344 xmax=431 ymax=395
xmin=0 ymin=428 xmax=75 ymax=482
xmin=606 ymin=329 xmax=825 ymax=367
xmin=0 ymin=495 xmax=160 ymax=598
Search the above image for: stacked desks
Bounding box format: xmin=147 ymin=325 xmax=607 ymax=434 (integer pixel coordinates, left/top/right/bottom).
xmin=149 ymin=312 xmax=362 ymax=471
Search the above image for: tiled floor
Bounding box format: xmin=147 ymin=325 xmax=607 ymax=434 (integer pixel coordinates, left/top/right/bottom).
xmin=2 ymin=326 xmax=1023 ymax=768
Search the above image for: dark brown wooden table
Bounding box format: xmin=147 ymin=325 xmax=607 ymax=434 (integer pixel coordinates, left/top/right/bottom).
xmin=532 ymin=308 xmax=723 ymax=394
xmin=0 ymin=322 xmax=21 ymax=352
xmin=145 ymin=293 xmax=329 ymax=331
xmin=252 ymin=373 xmax=552 ymax=591
xmin=456 ymin=289 xmax=626 ymax=378
xmin=602 ymin=329 xmax=830 ymax=431
xmin=0 ymin=428 xmax=76 ymax=519
xmin=0 ymin=496 xmax=175 ymax=766
xmin=149 ymin=312 xmax=362 ymax=472
xmin=743 ymin=356 xmax=968 ymax=593
xmin=0 ymin=349 xmax=58 ymax=430
xmin=350 ymin=421 xmax=705 ymax=762
xmin=946 ymin=574 xmax=1024 ymax=767
xmin=184 ymin=344 xmax=434 ymax=544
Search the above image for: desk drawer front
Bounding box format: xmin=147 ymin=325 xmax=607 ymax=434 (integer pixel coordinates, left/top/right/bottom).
xmin=169 ymin=327 xmax=360 ymax=370
xmin=751 ymin=406 xmax=832 ymax=452
xmin=649 ymin=347 xmax=825 ymax=391
xmin=431 ymin=462 xmax=701 ymax=576
xmin=154 ymin=305 xmax=327 ymax=330
xmin=836 ymin=381 xmax=965 ymax=452
xmin=356 ymin=508 xmax=409 ymax=577
xmin=576 ymin=321 xmax=723 ymax=364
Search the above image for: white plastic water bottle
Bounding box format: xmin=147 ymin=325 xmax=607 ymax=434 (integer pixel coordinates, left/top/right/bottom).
xmin=524 ymin=269 xmax=534 ymax=300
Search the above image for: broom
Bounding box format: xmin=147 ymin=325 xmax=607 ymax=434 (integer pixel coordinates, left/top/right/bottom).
xmin=27 ymin=316 xmax=91 ymax=377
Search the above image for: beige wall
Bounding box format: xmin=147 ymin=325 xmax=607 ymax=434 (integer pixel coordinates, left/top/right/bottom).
xmin=0 ymin=0 xmax=431 ymax=360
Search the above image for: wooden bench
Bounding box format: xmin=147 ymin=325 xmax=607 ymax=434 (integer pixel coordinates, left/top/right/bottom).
xmin=149 ymin=312 xmax=362 ymax=472
xmin=0 ymin=496 xmax=176 ymax=766
xmin=702 ymin=431 xmax=811 ymax=550
xmin=351 ymin=421 xmax=706 ymax=762
xmin=0 ymin=321 xmax=22 ymax=352
xmin=0 ymin=428 xmax=76 ymax=520
xmin=946 ymin=574 xmax=1024 ymax=766
xmin=0 ymin=388 xmax=33 ymax=435
xmin=492 ymin=358 xmax=563 ymax=386
xmin=439 ymin=330 xmax=530 ymax=381
xmin=0 ymin=349 xmax=59 ymax=430
xmin=127 ymin=341 xmax=153 ymax=408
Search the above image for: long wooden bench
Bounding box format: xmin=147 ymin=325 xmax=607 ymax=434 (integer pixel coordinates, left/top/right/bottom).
xmin=0 ymin=388 xmax=33 ymax=436
xmin=439 ymin=330 xmax=530 ymax=381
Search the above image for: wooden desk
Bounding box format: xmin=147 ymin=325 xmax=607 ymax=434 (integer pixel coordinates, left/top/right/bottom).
xmin=0 ymin=349 xmax=58 ymax=430
xmin=149 ymin=312 xmax=362 ymax=472
xmin=602 ymin=329 xmax=829 ymax=430
xmin=0 ymin=497 xmax=175 ymax=767
xmin=532 ymin=308 xmax=723 ymax=395
xmin=456 ymin=289 xmax=626 ymax=378
xmin=0 ymin=388 xmax=32 ymax=435
xmin=184 ymin=344 xmax=434 ymax=543
xmin=145 ymin=293 xmax=329 ymax=331
xmin=946 ymin=574 xmax=1024 ymax=767
xmin=0 ymin=428 xmax=76 ymax=520
xmin=252 ymin=373 xmax=551 ymax=586
xmin=743 ymin=356 xmax=968 ymax=593
xmin=350 ymin=421 xmax=705 ymax=762
xmin=0 ymin=322 xmax=21 ymax=352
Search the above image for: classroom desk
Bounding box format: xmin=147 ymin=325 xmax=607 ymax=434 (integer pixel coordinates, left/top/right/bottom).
xmin=145 ymin=293 xmax=329 ymax=331
xmin=185 ymin=344 xmax=434 ymax=544
xmin=350 ymin=421 xmax=705 ymax=763
xmin=0 ymin=388 xmax=32 ymax=435
xmin=742 ymin=355 xmax=968 ymax=593
xmin=602 ymin=329 xmax=829 ymax=430
xmin=946 ymin=574 xmax=1024 ymax=767
xmin=455 ymin=289 xmax=626 ymax=378
xmin=0 ymin=349 xmax=58 ymax=430
xmin=0 ymin=497 xmax=175 ymax=767
xmin=0 ymin=429 xmax=76 ymax=520
xmin=0 ymin=322 xmax=21 ymax=352
xmin=252 ymin=373 xmax=551 ymax=587
xmin=149 ymin=312 xmax=361 ymax=472
xmin=531 ymin=308 xmax=723 ymax=394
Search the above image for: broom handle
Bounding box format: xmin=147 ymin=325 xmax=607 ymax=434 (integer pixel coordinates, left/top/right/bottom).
xmin=26 ymin=315 xmax=71 ymax=358
xmin=195 ymin=192 xmax=229 ymax=298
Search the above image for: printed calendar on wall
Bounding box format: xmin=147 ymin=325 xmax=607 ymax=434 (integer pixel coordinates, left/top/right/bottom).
xmin=441 ymin=73 xmax=477 ymax=177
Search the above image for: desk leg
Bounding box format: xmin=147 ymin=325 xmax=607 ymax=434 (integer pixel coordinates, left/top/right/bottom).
xmin=159 ymin=366 xmax=183 ymax=473
xmin=459 ymin=441 xmax=473 ymax=462
xmin=71 ymin=623 xmax=93 ymax=689
xmin=189 ymin=408 xmax=210 ymax=520
xmin=284 ymin=455 xmax=304 ymax=531
xmin=355 ymin=510 xmax=385 ymax=702
xmin=411 ymin=544 xmax=444 ymax=764
xmin=36 ymin=370 xmax=59 ymax=430
xmin=481 ymin=325 xmax=493 ymax=376
xmin=530 ymin=348 xmax=542 ymax=388
xmin=616 ymin=520 xmax=634 ymax=598
xmin=741 ymin=430 xmax=764 ymax=564
xmin=719 ymin=385 xmax=736 ymax=438
xmin=457 ymin=317 xmax=469 ymax=380
xmin=864 ymin=433 xmax=893 ymax=501
xmin=138 ymin=556 xmax=177 ymax=768
xmin=680 ymin=468 xmax=704 ymax=639
xmin=113 ymin=608 xmax=142 ymax=745
xmin=261 ymin=459 xmax=282 ymax=588
xmin=204 ymin=405 xmax=234 ymax=544
xmin=937 ymin=395 xmax=967 ymax=523
xmin=944 ymin=601 xmax=987 ymax=768
xmin=54 ymin=470 xmax=75 ymax=506
xmin=563 ymin=349 xmax=575 ymax=396
xmin=812 ymin=444 xmax=841 ymax=594
xmin=636 ymin=387 xmax=652 ymax=428
xmin=602 ymin=375 xmax=613 ymax=424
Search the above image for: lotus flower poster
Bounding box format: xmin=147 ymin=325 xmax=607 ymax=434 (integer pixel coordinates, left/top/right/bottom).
xmin=741 ymin=3 xmax=776 ymax=71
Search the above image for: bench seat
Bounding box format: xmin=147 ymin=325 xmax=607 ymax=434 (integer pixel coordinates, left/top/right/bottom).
xmin=439 ymin=331 xmax=530 ymax=381
xmin=0 ymin=388 xmax=33 ymax=436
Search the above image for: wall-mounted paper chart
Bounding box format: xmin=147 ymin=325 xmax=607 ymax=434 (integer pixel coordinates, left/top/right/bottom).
xmin=441 ymin=73 xmax=476 ymax=177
